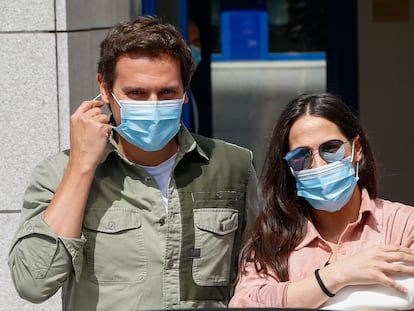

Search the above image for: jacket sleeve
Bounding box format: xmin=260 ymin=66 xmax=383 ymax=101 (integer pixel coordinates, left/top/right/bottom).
xmin=229 ymin=260 xmax=290 ymax=308
xmin=8 ymin=155 xmax=85 ymax=303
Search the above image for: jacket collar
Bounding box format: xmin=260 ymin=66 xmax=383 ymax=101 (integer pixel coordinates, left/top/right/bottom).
xmin=101 ymin=122 xmax=209 ymax=164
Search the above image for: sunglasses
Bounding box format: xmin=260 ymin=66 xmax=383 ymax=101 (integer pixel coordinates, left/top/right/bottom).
xmin=284 ymin=139 xmax=348 ymax=172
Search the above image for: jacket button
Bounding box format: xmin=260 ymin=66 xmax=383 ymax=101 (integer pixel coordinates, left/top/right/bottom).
xmin=107 ymin=221 xmax=115 ymax=231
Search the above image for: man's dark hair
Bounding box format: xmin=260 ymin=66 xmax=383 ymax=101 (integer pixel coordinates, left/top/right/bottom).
xmin=98 ymin=15 xmax=195 ymax=91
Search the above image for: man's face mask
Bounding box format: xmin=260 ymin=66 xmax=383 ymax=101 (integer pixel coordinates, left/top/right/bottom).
xmin=111 ymin=93 xmax=184 ymax=151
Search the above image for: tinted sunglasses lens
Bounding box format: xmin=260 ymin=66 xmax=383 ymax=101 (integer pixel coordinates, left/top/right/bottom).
xmin=285 ymin=148 xmax=312 ymax=171
xmin=319 ymin=140 xmax=346 ymax=163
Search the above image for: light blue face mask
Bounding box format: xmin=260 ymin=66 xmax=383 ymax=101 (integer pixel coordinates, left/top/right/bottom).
xmin=112 ymin=94 xmax=184 ymax=151
xmin=293 ymin=141 xmax=359 ymax=212
xmin=190 ymin=44 xmax=202 ymax=66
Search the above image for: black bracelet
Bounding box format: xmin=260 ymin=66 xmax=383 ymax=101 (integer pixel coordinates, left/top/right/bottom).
xmin=314 ymin=268 xmax=335 ymax=297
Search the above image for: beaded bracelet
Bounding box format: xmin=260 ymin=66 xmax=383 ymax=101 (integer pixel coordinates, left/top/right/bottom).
xmin=314 ymin=268 xmax=335 ymax=297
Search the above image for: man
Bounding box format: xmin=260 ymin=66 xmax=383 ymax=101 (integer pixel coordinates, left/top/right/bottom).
xmin=8 ymin=16 xmax=259 ymax=310
xmin=188 ymin=19 xmax=202 ymax=66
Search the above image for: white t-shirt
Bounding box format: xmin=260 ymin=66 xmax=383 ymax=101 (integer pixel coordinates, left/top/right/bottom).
xmin=139 ymin=153 xmax=177 ymax=212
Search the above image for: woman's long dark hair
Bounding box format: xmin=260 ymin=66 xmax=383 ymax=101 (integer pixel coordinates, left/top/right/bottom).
xmin=239 ymin=93 xmax=379 ymax=281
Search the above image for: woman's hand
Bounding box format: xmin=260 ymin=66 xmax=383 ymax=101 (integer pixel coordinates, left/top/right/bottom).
xmin=327 ymin=245 xmax=414 ymax=294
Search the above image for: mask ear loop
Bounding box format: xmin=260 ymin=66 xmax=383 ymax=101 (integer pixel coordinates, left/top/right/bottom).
xmin=350 ymin=139 xmax=360 ymax=178
xmin=92 ymin=93 xmax=113 ymax=111
xmin=91 ymin=93 xmax=116 ymax=127
xmin=111 ymin=93 xmax=121 ymax=107
xmin=350 ymin=139 xmax=355 ymax=161
xmin=355 ymin=162 xmax=360 ymax=178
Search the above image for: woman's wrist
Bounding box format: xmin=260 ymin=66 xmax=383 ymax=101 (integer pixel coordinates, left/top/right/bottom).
xmin=315 ymin=268 xmax=336 ymax=297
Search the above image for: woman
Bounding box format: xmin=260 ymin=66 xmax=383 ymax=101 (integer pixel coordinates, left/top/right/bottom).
xmin=229 ymin=93 xmax=414 ymax=310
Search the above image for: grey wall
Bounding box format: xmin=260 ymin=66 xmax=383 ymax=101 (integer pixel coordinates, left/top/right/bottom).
xmin=0 ymin=1 xmax=133 ymax=309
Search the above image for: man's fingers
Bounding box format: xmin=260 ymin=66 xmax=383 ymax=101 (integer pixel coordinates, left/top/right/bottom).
xmin=94 ymin=113 xmax=110 ymax=124
xmin=77 ymin=99 xmax=108 ymax=113
xmin=82 ymin=106 xmax=108 ymax=118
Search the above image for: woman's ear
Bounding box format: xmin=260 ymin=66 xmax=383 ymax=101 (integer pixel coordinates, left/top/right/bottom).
xmin=354 ymin=135 xmax=363 ymax=162
xmin=97 ymin=73 xmax=110 ymax=103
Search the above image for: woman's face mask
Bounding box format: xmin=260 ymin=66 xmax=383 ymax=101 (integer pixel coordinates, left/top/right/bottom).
xmin=289 ymin=140 xmax=359 ymax=212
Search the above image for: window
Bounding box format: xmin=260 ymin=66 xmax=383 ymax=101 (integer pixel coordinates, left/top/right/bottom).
xmin=211 ymin=0 xmax=326 ymax=61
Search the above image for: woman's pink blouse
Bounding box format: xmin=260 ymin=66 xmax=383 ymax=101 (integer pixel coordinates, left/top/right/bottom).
xmin=229 ymin=189 xmax=414 ymax=308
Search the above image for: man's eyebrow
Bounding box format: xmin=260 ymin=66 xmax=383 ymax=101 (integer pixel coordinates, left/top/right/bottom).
xmin=121 ymin=86 xmax=144 ymax=93
xmin=162 ymin=86 xmax=181 ymax=92
xmin=120 ymin=86 xmax=181 ymax=93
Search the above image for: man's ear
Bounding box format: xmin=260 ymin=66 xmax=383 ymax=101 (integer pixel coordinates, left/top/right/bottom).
xmin=97 ymin=73 xmax=110 ymax=103
xmin=183 ymin=91 xmax=189 ymax=105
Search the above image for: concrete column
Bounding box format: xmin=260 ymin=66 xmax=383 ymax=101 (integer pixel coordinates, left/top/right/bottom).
xmin=0 ymin=1 xmax=134 ymax=309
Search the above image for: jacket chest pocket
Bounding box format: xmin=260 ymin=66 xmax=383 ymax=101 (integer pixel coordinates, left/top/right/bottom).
xmin=192 ymin=208 xmax=239 ymax=286
xmin=83 ymin=208 xmax=147 ymax=284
